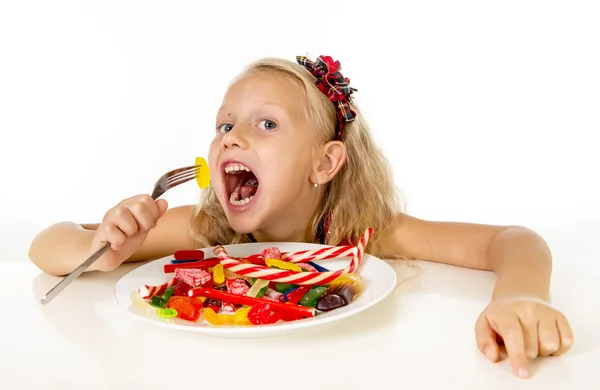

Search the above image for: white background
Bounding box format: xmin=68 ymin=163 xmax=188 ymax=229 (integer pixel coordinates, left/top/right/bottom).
xmin=1 ymin=0 xmax=598 ymax=264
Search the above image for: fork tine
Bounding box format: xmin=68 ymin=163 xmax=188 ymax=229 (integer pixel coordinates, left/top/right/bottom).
xmin=165 ymin=172 xmax=200 ymax=189
xmin=155 ymin=164 xmax=202 ymax=186
xmin=166 ymin=166 xmax=202 ymax=185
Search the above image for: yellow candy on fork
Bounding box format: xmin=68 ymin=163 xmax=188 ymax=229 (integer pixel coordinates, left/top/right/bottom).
xmin=195 ymin=157 xmax=211 ymax=189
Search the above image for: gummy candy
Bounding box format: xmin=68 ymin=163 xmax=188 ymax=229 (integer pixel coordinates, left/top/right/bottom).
xmin=174 ymin=249 xmax=205 ymax=261
xmin=275 ymin=282 xmax=297 ymax=293
xmin=163 ymin=259 xmax=220 ymax=274
xmin=194 ymin=156 xmax=211 ymax=189
xmin=263 ymin=288 xmax=285 ymax=302
xmin=308 ymin=261 xmax=329 ymax=272
xmin=262 ymin=246 xmax=282 ymax=260
xmin=203 ymin=298 xmax=221 ymax=313
xmin=298 ymin=286 xmax=328 ymax=307
xmin=246 ymin=279 xmax=269 ymax=297
xmin=221 ymin=301 xmax=236 ymax=313
xmin=227 ymin=278 xmax=250 ymax=296
xmin=130 ymin=292 xmax=177 ymax=319
xmin=326 ymin=273 xmax=363 ymax=303
xmin=285 ymin=286 xmax=310 ymax=304
xmin=175 ymin=268 xmax=211 ymax=287
xmin=297 ymin=262 xmax=317 ymax=272
xmin=204 ymin=308 xmax=235 ymax=325
xmin=167 ymin=297 xmax=201 ymax=321
xmin=213 ymin=263 xmax=225 ymax=284
xmin=234 ymin=307 xmax=252 ymax=325
xmin=315 ymin=293 xmax=346 ymax=311
xmin=173 ymin=282 xmax=192 ymax=297
xmin=265 ymin=258 xmax=302 ymax=272
xmin=247 ymin=303 xmax=277 ymax=325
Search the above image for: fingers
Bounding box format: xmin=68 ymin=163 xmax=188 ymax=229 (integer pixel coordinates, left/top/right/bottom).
xmin=537 ymin=318 xmax=560 ymax=356
xmin=495 ymin=315 xmax=530 ymax=378
xmin=475 ymin=314 xmax=500 ymax=362
xmin=101 ymin=194 xmax=168 ymax=248
xmin=553 ymin=313 xmax=574 ymax=356
xmin=521 ymin=317 xmax=539 ymax=359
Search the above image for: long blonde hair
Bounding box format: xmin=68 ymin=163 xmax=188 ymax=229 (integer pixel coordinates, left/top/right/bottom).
xmin=190 ymin=57 xmax=403 ymax=256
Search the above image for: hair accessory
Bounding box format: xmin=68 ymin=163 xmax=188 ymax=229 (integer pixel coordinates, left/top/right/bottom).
xmin=296 ymin=55 xmax=357 ymax=140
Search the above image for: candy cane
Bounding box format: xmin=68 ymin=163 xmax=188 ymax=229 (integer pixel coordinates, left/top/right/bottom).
xmin=213 ymin=228 xmax=372 ymax=286
xmin=137 ymin=277 xmax=179 ymax=299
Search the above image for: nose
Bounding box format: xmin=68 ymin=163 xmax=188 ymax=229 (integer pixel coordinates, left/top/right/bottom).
xmin=222 ymin=124 xmax=249 ymax=150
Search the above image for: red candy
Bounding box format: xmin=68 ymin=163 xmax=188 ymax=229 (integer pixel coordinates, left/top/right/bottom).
xmin=263 ymin=288 xmax=285 ymax=302
xmin=262 ymin=246 xmax=282 ymax=260
xmin=226 ymin=278 xmax=250 ymax=296
xmin=175 ymin=268 xmax=211 ymax=287
xmin=221 ymin=302 xmax=236 ymax=313
xmin=173 ymin=282 xmax=192 ymax=297
xmin=297 ymin=262 xmax=318 ymax=272
xmin=174 ymin=250 xmax=205 ymax=261
xmin=166 ymin=297 xmax=202 ymax=321
xmin=286 ymin=286 xmax=310 ymax=304
xmin=247 ymin=303 xmax=277 ymax=325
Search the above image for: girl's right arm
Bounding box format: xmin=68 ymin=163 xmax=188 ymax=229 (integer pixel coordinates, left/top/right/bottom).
xmin=28 ymin=195 xmax=197 ymax=276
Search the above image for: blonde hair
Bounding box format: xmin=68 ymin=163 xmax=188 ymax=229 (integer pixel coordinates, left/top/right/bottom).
xmin=190 ymin=57 xmax=403 ymax=256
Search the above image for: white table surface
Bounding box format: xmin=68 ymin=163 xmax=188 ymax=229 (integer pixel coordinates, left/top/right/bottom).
xmin=1 ymin=254 xmax=598 ymax=389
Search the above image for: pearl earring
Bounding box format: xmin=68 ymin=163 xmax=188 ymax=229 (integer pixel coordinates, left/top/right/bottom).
xmin=314 ymin=182 xmax=318 ymax=188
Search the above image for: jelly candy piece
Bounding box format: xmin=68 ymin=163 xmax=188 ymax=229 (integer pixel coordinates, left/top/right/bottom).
xmin=175 ymin=268 xmax=211 ymax=287
xmin=265 ymin=258 xmax=302 ymax=272
xmin=227 ymin=278 xmax=250 ymax=296
xmin=130 ymin=292 xmax=177 ymax=319
xmin=247 ymin=279 xmax=269 ymax=297
xmin=213 ymin=263 xmax=225 ymax=284
xmin=151 ymin=295 xmax=167 ymax=308
xmin=203 ymin=297 xmax=222 ymax=313
xmin=285 ymin=286 xmax=310 ymax=304
xmin=167 ymin=299 xmax=201 ymax=321
xmin=297 ymin=262 xmax=317 ymax=272
xmin=315 ymin=293 xmax=346 ymax=311
xmin=275 ymin=282 xmax=297 ymax=293
xmin=204 ymin=308 xmax=235 ymax=325
xmin=256 ymin=285 xmax=269 ymax=298
xmin=247 ymin=303 xmax=277 ymax=325
xmin=221 ymin=301 xmax=236 ymax=313
xmin=298 ymin=286 xmax=328 ymax=307
xmin=173 ymin=282 xmax=192 ymax=297
xmin=234 ymin=307 xmax=252 ymax=325
xmin=327 ymin=273 xmax=363 ymax=303
xmin=167 ymin=296 xmax=204 ymax=310
xmin=308 ymin=261 xmax=329 ymax=272
xmin=263 ymin=288 xmax=285 ymax=302
xmin=262 ymin=246 xmax=282 ymax=260
xmin=195 ymin=156 xmax=211 ymax=189
xmin=174 ymin=249 xmax=205 ymax=261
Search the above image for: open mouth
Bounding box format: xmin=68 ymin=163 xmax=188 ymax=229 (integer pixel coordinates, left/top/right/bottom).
xmin=223 ymin=162 xmax=259 ymax=207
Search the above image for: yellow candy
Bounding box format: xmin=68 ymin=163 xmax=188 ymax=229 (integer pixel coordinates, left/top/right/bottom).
xmin=265 ymin=258 xmax=302 ymax=272
xmin=194 ymin=156 xmax=211 ymax=189
xmin=213 ymin=263 xmax=225 ymax=284
xmin=203 ymin=308 xmax=235 ymax=326
xmin=233 ymin=307 xmax=252 ymax=326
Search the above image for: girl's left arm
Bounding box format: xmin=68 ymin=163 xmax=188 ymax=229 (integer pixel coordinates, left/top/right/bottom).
xmin=380 ymin=214 xmax=574 ymax=379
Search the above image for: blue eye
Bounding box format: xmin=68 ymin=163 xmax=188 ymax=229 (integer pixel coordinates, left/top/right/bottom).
xmin=258 ymin=119 xmax=277 ymax=130
xmin=218 ymin=123 xmax=234 ymax=133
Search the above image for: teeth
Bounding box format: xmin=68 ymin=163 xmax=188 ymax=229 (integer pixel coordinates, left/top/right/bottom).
xmin=224 ymin=163 xmax=251 ymax=174
xmin=229 ymin=193 xmax=254 ymax=206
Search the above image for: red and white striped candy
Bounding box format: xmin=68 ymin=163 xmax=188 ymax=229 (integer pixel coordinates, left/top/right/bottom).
xmin=137 ymin=277 xmax=179 ymax=299
xmin=213 ymin=228 xmax=372 ymax=286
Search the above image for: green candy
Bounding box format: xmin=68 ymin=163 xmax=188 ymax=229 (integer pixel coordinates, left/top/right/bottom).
xmin=255 ymin=285 xmax=269 ymax=298
xmin=275 ymin=282 xmax=297 ymax=293
xmin=151 ymin=295 xmax=166 ymax=308
xmin=298 ymin=286 xmax=328 ymax=307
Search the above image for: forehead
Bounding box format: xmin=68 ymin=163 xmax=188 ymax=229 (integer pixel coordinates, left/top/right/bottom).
xmin=220 ymin=72 xmax=306 ymax=116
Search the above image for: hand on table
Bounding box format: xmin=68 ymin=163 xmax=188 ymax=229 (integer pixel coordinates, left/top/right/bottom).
xmin=475 ymin=297 xmax=574 ymax=378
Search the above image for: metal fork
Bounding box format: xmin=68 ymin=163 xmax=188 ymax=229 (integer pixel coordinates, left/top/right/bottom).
xmin=40 ymin=163 xmax=204 ymax=305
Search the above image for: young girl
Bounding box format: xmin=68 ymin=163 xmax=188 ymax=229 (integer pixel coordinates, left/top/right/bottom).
xmin=29 ymin=54 xmax=573 ymax=379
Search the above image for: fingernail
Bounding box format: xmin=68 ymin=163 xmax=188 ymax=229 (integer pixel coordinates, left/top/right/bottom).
xmin=518 ymin=367 xmax=529 ymax=378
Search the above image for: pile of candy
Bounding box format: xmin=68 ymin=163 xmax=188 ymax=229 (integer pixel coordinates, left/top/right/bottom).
xmin=131 ymin=228 xmax=372 ymax=326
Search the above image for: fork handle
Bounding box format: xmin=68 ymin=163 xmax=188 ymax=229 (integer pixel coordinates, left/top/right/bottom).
xmin=40 ymin=242 xmax=111 ymax=305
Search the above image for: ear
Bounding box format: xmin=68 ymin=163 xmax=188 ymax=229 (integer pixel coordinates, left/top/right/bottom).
xmin=311 ymin=141 xmax=347 ymax=185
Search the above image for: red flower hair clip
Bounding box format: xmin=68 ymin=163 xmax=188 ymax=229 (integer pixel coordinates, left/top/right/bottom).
xmin=296 ymin=55 xmax=357 ymax=141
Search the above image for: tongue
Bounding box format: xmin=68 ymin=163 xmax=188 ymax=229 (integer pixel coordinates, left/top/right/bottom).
xmin=233 ymin=175 xmax=258 ymax=200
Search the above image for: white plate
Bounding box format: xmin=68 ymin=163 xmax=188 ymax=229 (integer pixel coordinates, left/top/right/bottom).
xmin=114 ymin=242 xmax=397 ymax=338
